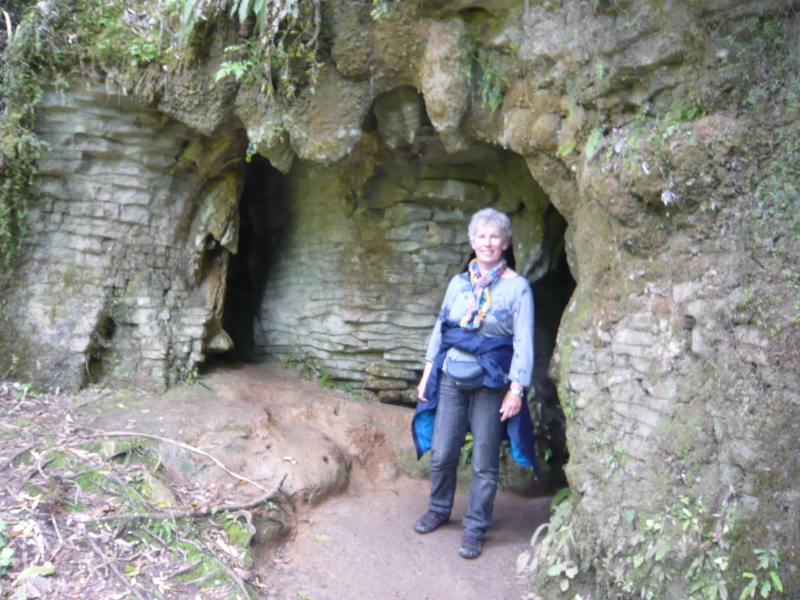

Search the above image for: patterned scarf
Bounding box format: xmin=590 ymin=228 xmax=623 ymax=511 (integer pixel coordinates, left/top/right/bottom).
xmin=460 ymin=258 xmax=506 ymax=330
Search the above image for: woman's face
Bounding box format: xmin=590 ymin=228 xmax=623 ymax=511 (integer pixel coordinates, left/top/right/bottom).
xmin=471 ymin=224 xmax=509 ymax=270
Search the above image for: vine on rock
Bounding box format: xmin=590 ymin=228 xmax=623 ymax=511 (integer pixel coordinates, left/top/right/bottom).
xmin=521 ymin=489 xmax=790 ymax=600
xmin=0 ymin=0 xmax=322 ymax=274
xmin=0 ymin=0 xmax=165 ymax=274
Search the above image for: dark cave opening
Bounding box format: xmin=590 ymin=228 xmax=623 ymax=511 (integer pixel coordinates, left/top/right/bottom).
xmin=221 ymin=155 xmax=289 ymax=362
xmin=84 ymin=314 xmax=117 ymax=387
xmin=219 ymin=138 xmax=575 ymax=487
xmin=463 ymin=204 xmax=575 ymax=486
xmin=530 ymin=219 xmax=575 ymax=486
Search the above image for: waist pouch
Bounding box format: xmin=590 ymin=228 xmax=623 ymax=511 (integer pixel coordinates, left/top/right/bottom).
xmin=445 ymin=360 xmax=486 ymax=391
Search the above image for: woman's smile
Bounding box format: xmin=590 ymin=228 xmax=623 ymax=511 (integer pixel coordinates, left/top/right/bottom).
xmin=471 ymin=225 xmax=509 ymax=271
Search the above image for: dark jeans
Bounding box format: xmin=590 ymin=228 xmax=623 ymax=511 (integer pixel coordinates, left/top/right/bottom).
xmin=428 ymin=373 xmax=507 ymax=539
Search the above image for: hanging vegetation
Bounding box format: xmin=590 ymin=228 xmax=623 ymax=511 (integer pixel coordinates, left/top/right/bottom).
xmin=0 ymin=0 xmax=321 ymax=274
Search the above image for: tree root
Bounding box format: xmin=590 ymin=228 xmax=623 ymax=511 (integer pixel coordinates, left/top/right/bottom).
xmin=81 ymin=428 xmax=272 ymax=493
xmin=81 ymin=533 xmax=147 ymax=600
xmin=73 ymin=473 xmax=286 ymax=523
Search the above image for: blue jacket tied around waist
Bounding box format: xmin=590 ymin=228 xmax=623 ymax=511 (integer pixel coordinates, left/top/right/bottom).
xmin=412 ymin=321 xmax=538 ymax=472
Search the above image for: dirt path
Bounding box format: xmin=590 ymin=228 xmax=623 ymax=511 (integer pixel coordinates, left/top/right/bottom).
xmin=264 ymin=476 xmax=551 ymax=600
xmin=80 ymin=361 xmax=553 ymax=600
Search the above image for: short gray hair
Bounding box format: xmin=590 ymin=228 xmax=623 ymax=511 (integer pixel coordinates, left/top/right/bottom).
xmin=468 ymin=208 xmax=512 ymax=242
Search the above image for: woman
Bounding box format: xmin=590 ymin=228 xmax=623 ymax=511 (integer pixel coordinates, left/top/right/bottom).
xmin=411 ymin=207 xmax=536 ymax=559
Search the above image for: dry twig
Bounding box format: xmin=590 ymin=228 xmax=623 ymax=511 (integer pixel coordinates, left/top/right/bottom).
xmin=81 ymin=533 xmax=147 ymax=600
xmin=84 ymin=428 xmax=270 ymax=493
xmin=0 ymin=443 xmax=34 ymax=472
xmin=74 ymin=473 xmax=286 ymax=523
xmin=166 ymin=558 xmax=202 ymax=580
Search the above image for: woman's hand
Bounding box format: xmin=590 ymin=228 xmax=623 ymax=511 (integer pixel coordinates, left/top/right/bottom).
xmin=417 ymin=380 xmax=429 ymax=402
xmin=499 ymin=388 xmax=523 ymax=422
xmin=418 ymin=361 xmax=434 ymax=402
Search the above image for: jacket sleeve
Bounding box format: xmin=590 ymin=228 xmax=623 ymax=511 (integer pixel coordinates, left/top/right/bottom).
xmin=508 ymin=279 xmax=535 ymax=388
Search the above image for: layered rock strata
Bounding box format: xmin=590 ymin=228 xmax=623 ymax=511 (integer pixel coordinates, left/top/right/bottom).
xmin=1 ymin=0 xmax=798 ymax=596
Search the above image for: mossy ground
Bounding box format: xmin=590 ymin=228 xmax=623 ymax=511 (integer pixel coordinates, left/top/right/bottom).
xmin=0 ymin=381 xmax=283 ymax=599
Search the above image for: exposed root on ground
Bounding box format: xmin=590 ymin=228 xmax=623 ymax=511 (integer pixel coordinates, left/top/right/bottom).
xmin=0 ymin=382 xmax=285 ymax=599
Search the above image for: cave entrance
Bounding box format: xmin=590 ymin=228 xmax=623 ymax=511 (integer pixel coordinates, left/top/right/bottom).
xmin=221 ymin=155 xmax=289 ymax=362
xmin=529 ymin=214 xmax=575 ymax=485
xmin=219 ymin=109 xmax=575 ymax=485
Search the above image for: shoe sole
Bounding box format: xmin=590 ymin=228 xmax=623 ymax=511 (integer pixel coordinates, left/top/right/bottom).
xmin=414 ymin=519 xmax=449 ymax=534
xmin=458 ymin=538 xmax=483 ymax=559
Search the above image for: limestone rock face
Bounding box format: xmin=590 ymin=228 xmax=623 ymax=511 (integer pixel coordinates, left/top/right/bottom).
xmin=158 ymin=28 xmax=240 ymax=136
xmin=419 ymin=19 xmax=471 ymax=151
xmin=234 ymin=84 xmax=294 ymax=173
xmin=329 ymin=0 xmax=424 ymax=90
xmin=373 ymin=86 xmax=424 ymax=149
xmin=253 ymin=141 xmax=548 ymax=385
xmin=289 ymin=64 xmax=373 ymax=165
xmin=2 ymin=0 xmax=800 ymax=596
xmin=1 ymin=87 xmax=245 ymax=391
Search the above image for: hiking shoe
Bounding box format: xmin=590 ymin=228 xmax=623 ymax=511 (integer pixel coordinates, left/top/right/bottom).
xmin=414 ymin=510 xmax=449 ymax=534
xmin=458 ymin=534 xmax=483 ymax=559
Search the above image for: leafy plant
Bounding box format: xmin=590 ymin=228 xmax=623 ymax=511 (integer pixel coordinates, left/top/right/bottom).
xmin=148 ymin=517 xmax=178 ymax=544
xmin=128 ymin=42 xmax=159 ymax=67
xmin=0 ymin=521 xmax=14 ymax=576
xmin=179 ymin=0 xmax=322 ymax=101
xmin=280 ymin=354 xmax=303 ymax=367
xmin=666 ymin=102 xmax=703 ymax=123
xmin=594 ymin=57 xmax=608 ymax=82
xmin=476 ymin=50 xmax=508 ymax=113
xmin=550 ymin=487 xmax=572 ymax=511
xmin=584 ymin=127 xmax=603 ymax=160
xmin=214 ymin=43 xmax=258 ymax=84
xmin=740 ymin=549 xmax=783 ymax=600
xmin=556 ymin=141 xmax=577 ymax=158
xmin=318 ymin=368 xmax=355 ymax=394
xmin=460 ymin=432 xmax=474 ymax=466
xmin=370 ymin=0 xmax=401 ymax=22
xmin=1 ymin=354 xmax=19 ymax=379
xmin=529 ymin=491 xmax=745 ymax=600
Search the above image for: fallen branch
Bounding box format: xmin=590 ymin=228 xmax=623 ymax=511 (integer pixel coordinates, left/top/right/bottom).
xmin=217 ymin=473 xmax=286 ymax=511
xmin=74 ymin=473 xmax=285 ymax=524
xmin=82 ymin=428 xmax=270 ymax=493
xmin=185 ymin=567 xmax=221 ymax=587
xmin=179 ymin=538 xmax=250 ymax=598
xmin=48 ymin=515 xmax=64 ymax=562
xmin=166 ymin=558 xmax=202 ymax=581
xmin=82 ymin=534 xmax=147 ymax=600
xmin=212 ymin=555 xmax=250 ymax=598
xmin=529 ymin=522 xmax=549 ymax=549
xmin=0 ymin=443 xmax=34 ymax=472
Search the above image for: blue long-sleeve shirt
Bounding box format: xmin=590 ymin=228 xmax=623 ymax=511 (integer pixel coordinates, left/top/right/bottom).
xmin=425 ymin=272 xmax=535 ymax=388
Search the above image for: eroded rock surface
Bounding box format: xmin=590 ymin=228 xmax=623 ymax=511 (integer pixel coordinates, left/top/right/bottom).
xmin=2 ymin=0 xmax=800 ymax=596
xmin=2 ymin=87 xmax=246 ymax=390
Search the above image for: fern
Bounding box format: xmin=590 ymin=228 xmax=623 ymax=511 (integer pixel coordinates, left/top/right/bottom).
xmin=179 ymin=0 xmax=201 ymax=41
xmin=176 ymin=0 xmax=321 ymax=100
xmin=551 ymin=487 xmax=572 ymax=511
xmin=556 ymin=140 xmax=577 ymax=158
xmin=585 ymin=127 xmax=603 ymax=161
xmin=253 ymin=0 xmax=267 ymax=23
xmin=594 ymin=58 xmax=605 ymax=81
